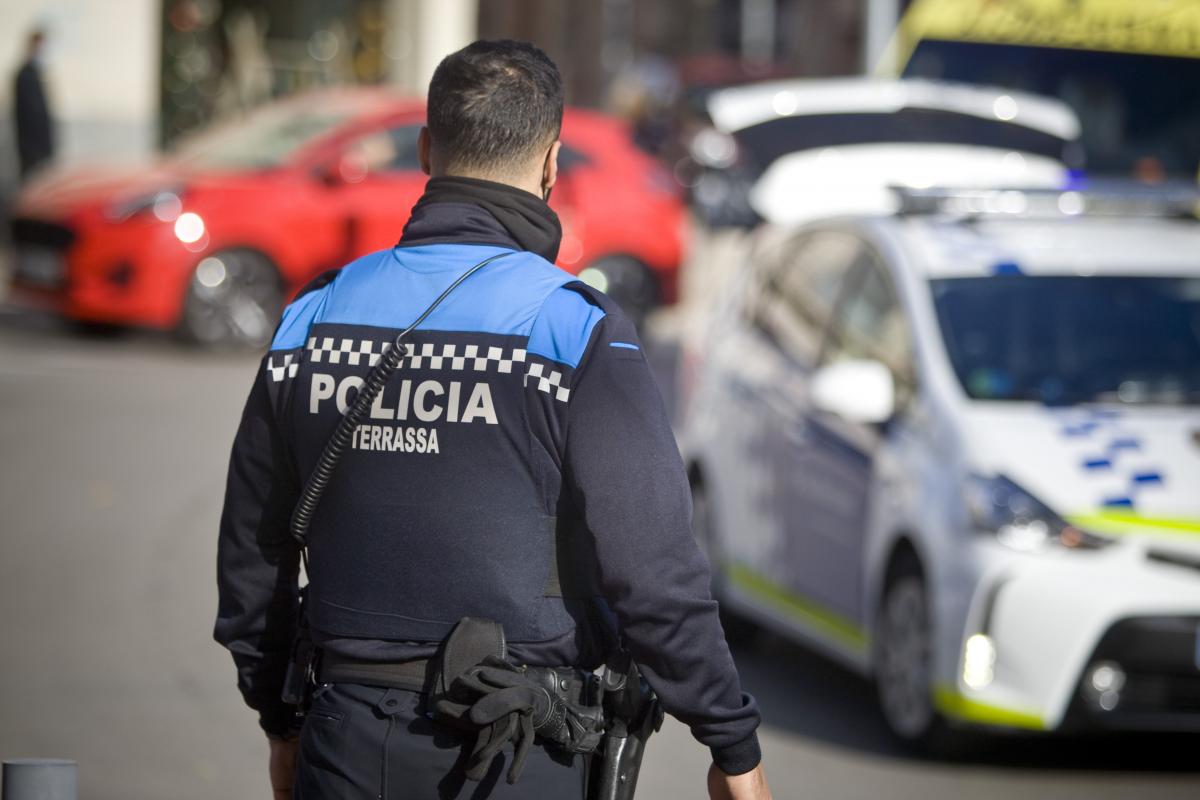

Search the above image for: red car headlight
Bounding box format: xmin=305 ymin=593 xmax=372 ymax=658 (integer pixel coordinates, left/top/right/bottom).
xmin=104 ymin=187 xmax=186 ymax=223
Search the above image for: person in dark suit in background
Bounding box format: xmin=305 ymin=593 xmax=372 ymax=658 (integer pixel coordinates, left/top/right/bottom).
xmin=13 ymin=29 xmax=55 ymax=181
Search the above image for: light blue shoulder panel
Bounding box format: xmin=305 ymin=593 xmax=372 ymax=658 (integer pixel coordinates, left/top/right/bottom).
xmin=317 ymin=245 xmax=577 ymax=337
xmin=270 ymin=278 xmax=335 ymax=351
xmin=527 ymin=285 xmax=606 ymax=368
xmin=269 ymin=245 xmax=604 ymax=363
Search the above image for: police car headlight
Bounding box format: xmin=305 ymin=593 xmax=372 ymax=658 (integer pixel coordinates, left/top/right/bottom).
xmin=965 ymin=474 xmax=1112 ymax=553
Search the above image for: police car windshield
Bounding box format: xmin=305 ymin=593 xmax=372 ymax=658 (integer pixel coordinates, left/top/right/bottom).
xmin=171 ymin=106 xmax=351 ymax=170
xmin=931 ymin=275 xmax=1200 ymax=405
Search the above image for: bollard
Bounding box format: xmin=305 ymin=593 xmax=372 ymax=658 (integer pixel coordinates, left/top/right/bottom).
xmin=2 ymin=759 xmax=77 ymax=800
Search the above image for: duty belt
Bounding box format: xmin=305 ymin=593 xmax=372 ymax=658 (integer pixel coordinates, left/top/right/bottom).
xmin=317 ymin=649 xmax=600 ymax=719
xmin=318 ymin=652 xmax=432 ymax=693
xmin=295 ymin=618 xmax=658 ymax=799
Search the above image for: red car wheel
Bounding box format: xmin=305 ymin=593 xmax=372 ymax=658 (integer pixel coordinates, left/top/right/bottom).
xmin=178 ymin=249 xmax=284 ymax=348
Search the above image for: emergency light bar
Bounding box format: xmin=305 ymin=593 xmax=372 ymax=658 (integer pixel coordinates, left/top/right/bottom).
xmin=892 ymin=185 xmax=1200 ymax=220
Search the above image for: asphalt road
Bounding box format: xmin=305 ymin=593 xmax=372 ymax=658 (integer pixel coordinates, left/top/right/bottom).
xmin=1 ymin=310 xmax=1198 ymax=799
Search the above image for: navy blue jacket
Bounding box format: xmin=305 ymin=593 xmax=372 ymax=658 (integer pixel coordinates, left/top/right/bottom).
xmin=214 ymin=200 xmax=761 ymax=772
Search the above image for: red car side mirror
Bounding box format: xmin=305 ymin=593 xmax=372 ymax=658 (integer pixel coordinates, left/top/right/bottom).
xmin=316 ymin=151 xmax=369 ymax=187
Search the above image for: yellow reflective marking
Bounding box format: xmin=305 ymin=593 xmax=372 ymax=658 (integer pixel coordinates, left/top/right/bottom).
xmin=900 ymin=0 xmax=1200 ymax=60
xmin=933 ymin=684 xmax=1046 ymax=730
xmin=726 ymin=565 xmax=868 ymax=653
xmin=1068 ymin=511 xmax=1200 ymax=538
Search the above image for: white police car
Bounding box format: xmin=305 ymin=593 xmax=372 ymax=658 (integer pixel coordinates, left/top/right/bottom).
xmin=680 ymin=187 xmax=1200 ymax=746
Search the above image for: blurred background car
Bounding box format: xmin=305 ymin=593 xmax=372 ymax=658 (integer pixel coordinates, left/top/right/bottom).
xmin=685 ymin=77 xmax=1080 ymax=228
xmin=679 ymin=184 xmax=1200 ymax=748
xmin=8 ymin=88 xmax=684 ymax=345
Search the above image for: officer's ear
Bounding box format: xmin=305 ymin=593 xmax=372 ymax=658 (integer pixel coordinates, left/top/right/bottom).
xmin=418 ymin=127 xmax=433 ymax=176
xmin=542 ymin=140 xmax=561 ymax=195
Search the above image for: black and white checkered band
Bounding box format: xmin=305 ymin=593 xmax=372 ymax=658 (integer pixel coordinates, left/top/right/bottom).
xmin=266 ymin=353 xmax=299 ymax=382
xmin=523 ymin=362 xmax=570 ymax=403
xmin=266 ymin=337 xmax=574 ymax=404
xmin=305 ymin=337 xmax=528 ymax=372
xmin=306 ymin=336 xmax=390 ymax=367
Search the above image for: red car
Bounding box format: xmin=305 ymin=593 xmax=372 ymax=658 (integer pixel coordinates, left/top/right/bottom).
xmin=10 ymin=88 xmax=686 ymax=345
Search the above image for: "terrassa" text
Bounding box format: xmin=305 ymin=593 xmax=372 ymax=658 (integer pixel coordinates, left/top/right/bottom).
xmin=351 ymin=424 xmax=439 ymax=453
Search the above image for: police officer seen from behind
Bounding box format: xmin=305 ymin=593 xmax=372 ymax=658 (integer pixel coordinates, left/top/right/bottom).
xmin=215 ymin=40 xmax=770 ymax=800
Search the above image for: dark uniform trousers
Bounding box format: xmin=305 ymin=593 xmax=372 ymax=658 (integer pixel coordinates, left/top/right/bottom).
xmin=295 ymin=683 xmax=587 ymax=799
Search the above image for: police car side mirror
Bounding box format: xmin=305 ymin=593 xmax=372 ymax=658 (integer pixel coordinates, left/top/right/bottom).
xmin=810 ymin=359 xmax=895 ymax=425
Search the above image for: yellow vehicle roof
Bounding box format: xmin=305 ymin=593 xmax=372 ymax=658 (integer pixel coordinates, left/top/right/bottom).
xmin=895 ymin=0 xmax=1200 ymax=62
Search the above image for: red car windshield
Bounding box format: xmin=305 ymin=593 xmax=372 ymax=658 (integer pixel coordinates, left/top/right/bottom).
xmin=170 ymin=105 xmax=352 ymax=170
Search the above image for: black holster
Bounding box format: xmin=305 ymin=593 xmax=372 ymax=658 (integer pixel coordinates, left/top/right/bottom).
xmin=281 ymin=587 xmax=316 ymax=713
xmin=589 ymin=652 xmax=664 ymax=800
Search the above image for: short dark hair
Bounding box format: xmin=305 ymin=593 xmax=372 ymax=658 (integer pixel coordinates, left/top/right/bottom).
xmin=427 ymin=40 xmax=563 ymax=173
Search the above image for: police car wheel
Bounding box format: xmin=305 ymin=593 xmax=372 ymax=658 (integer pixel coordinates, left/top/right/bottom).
xmin=875 ymin=565 xmax=943 ymax=748
xmin=179 ymin=249 xmax=284 ymax=348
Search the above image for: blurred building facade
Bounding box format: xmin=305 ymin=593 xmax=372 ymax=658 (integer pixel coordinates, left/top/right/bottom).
xmin=0 ymin=0 xmax=910 ymax=185
xmin=160 ymin=0 xmax=475 ymax=145
xmin=159 ymin=0 xmax=909 ymax=145
xmin=479 ymin=0 xmax=912 ymax=108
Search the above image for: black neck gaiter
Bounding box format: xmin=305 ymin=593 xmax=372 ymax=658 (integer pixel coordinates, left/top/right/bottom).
xmin=404 ymin=176 xmax=563 ymax=263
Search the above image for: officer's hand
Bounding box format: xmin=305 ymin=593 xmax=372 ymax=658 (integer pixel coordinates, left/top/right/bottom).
xmin=268 ymin=736 xmax=299 ymax=800
xmin=707 ymin=762 xmax=771 ymax=800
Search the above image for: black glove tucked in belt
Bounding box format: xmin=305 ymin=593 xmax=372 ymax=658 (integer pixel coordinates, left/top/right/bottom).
xmin=434 ymin=656 xmax=605 ymax=784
